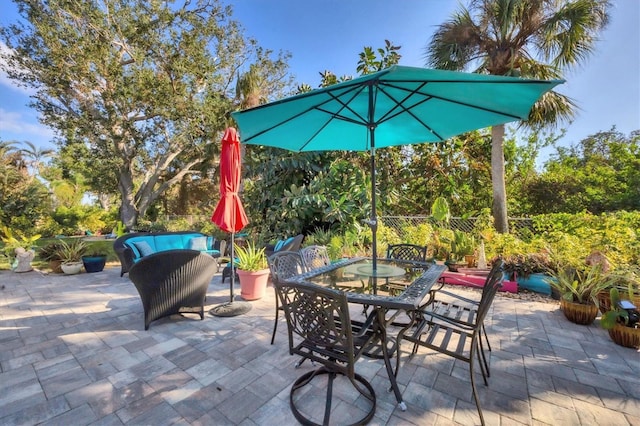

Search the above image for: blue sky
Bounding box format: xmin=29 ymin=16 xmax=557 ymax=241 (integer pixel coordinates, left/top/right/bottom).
xmin=1 ymin=0 xmax=638 ymax=157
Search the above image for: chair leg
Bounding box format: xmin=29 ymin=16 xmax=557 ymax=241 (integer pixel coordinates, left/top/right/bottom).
xmin=289 ymin=367 xmax=376 ymax=426
xmin=271 ymin=288 xmax=279 ymax=345
xmin=469 ymin=340 xmax=486 ymax=426
xmin=482 ymin=323 xmax=492 ymax=352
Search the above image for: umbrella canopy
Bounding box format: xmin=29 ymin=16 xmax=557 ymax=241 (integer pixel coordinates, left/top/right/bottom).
xmin=231 ymin=65 xmax=563 ymax=268
xmin=211 ymin=127 xmax=249 ymax=233
xmin=211 ymin=127 xmax=249 ymax=308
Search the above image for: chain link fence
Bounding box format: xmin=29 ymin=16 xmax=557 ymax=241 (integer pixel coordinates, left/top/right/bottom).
xmin=380 ymin=216 xmax=534 ymax=238
xmin=158 ymin=214 xmax=534 ymax=238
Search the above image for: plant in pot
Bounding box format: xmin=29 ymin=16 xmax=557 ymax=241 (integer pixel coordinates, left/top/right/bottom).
xmin=57 ymin=240 xmax=88 ymax=275
xmin=502 ymin=252 xmax=557 ymax=296
xmin=235 ymin=241 xmax=270 ymax=301
xmin=600 ymin=286 xmax=640 ymax=349
xmin=449 ymin=230 xmax=476 ymax=269
xmin=547 ymin=264 xmax=611 ymax=325
xmin=82 ymin=250 xmax=108 ymax=273
xmin=39 ymin=241 xmax=65 ymax=273
xmin=596 ymin=265 xmax=640 ymax=314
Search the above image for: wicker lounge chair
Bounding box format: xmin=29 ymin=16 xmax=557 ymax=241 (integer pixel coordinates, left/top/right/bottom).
xmin=128 ymin=249 xmax=217 ymax=330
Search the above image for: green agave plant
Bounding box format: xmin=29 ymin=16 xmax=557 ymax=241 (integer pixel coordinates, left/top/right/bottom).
xmin=234 ymin=241 xmax=267 ymax=272
xmin=547 ymin=264 xmax=613 ymax=305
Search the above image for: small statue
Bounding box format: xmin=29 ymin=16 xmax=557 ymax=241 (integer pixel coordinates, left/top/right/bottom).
xmin=13 ymin=247 xmax=35 ymax=273
xmin=476 ymin=240 xmax=487 ymax=269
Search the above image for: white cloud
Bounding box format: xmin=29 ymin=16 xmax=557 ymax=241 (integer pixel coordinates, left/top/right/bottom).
xmin=0 ymin=108 xmax=55 ymax=144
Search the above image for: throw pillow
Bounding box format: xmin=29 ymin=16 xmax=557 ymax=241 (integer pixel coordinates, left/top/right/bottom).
xmin=188 ymin=236 xmax=208 ymax=251
xmin=133 ymin=241 xmax=155 ymax=257
xmin=274 ymin=239 xmax=285 ymax=251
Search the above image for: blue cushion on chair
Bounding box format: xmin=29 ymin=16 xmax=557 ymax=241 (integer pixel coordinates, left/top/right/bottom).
xmin=133 ymin=241 xmax=155 ymax=257
xmin=274 ymin=239 xmax=285 ymax=251
xmin=282 ymin=237 xmax=294 ymax=248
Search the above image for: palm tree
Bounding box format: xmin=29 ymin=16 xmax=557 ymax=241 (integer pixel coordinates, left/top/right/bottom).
xmin=19 ymin=140 xmax=54 ymax=179
xmin=427 ymin=0 xmax=610 ymax=232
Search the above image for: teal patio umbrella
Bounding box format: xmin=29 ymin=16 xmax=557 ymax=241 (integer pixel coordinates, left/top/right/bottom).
xmin=231 ymin=65 xmax=562 ymax=272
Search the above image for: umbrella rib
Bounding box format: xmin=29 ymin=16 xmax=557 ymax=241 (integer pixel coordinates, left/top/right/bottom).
xmin=242 ymin=84 xmax=367 ymax=145
xmin=298 ymin=85 xmax=371 ymax=150
xmin=379 ymin=81 xmax=526 ymax=121
xmin=374 ymin=82 xmax=445 ymax=140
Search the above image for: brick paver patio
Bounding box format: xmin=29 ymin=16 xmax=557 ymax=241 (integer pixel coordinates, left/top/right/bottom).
xmin=1 ymin=265 xmax=638 ymax=425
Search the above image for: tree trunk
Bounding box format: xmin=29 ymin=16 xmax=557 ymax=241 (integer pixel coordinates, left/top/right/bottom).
xmin=118 ymin=169 xmax=138 ymax=231
xmin=491 ymin=124 xmax=509 ymax=233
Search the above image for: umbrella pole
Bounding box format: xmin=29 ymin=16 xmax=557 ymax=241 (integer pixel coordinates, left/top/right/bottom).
xmin=209 ymin=231 xmax=252 ymax=317
xmin=229 ymin=232 xmax=235 ymax=303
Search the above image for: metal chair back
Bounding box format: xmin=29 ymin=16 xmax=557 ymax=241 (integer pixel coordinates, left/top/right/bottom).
xmin=299 ymin=245 xmax=331 ymax=270
xmin=386 ymin=244 xmax=428 ymax=262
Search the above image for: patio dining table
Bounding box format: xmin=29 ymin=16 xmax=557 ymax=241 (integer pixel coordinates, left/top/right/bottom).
xmin=288 ymin=257 xmax=446 ymax=410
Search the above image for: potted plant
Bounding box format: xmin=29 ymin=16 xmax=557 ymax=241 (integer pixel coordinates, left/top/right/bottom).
xmin=449 ymin=230 xmax=476 ymax=268
xmin=57 ymin=239 xmax=88 ymax=274
xmin=547 ymin=264 xmax=611 ymax=325
xmin=600 ymin=286 xmax=640 ymax=349
xmin=82 ymin=250 xmax=108 ymax=273
xmin=501 ymin=252 xmax=557 ymax=296
xmin=235 ymin=241 xmax=270 ymax=300
xmin=596 ymin=265 xmax=640 ymax=314
xmin=39 ymin=241 xmax=65 ymax=273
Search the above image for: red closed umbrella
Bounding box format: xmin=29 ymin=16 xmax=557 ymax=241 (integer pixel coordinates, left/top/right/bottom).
xmin=211 ymin=127 xmax=248 ymax=233
xmin=210 ymin=127 xmax=251 ymax=316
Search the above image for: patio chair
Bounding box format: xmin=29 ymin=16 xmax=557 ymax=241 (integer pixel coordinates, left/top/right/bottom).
xmin=381 ymin=243 xmax=430 ymax=299
xmin=424 ymin=259 xmax=505 ymax=365
xmin=128 ymin=249 xmax=217 ymax=330
xmin=403 ymin=260 xmax=504 ymax=425
xmin=275 ymin=280 xmax=377 ymax=425
xmin=264 ymin=234 xmax=304 ymax=258
xmin=299 ymin=245 xmax=331 ymax=270
xmin=386 ymin=243 xmax=428 ymax=262
xmin=267 ymin=251 xmax=307 ymax=345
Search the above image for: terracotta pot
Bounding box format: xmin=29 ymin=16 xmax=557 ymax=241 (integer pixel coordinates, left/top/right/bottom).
xmin=238 ymin=268 xmax=271 ymax=301
xmin=560 ymin=299 xmax=598 ymax=325
xmin=607 ymin=324 xmax=640 ymax=349
xmin=49 ymin=260 xmax=63 ymax=274
xmin=464 ymin=255 xmax=476 ymax=268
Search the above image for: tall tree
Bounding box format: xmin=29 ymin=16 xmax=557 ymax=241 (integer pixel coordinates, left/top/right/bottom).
xmin=426 ymin=0 xmax=610 ymax=232
xmin=1 ymin=0 xmax=290 ymax=229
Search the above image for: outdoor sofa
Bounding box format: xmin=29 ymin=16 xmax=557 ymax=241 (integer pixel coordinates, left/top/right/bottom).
xmin=113 ymin=231 xmax=222 ymax=276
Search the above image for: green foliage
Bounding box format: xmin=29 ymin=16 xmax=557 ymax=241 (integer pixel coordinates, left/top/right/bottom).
xmin=55 ymin=239 xmax=88 ymax=263
xmin=304 ymin=227 xmax=337 ymax=247
xmin=548 ymin=265 xmax=612 ymax=305
xmin=0 ymin=141 xmax=52 ymax=235
xmin=521 ymin=129 xmax=640 ymax=214
xmin=1 ymin=0 xmax=291 ymax=229
xmin=450 ymin=230 xmax=476 ymax=260
xmin=431 ymin=197 xmax=451 ymax=223
xmin=0 ymin=226 xmax=41 ymax=259
xmin=50 ymin=206 xmax=106 ymax=236
xmin=38 ymin=241 xmax=65 ymax=262
xmin=600 ymin=288 xmax=630 ymax=329
xmin=234 ymin=241 xmax=267 ymax=272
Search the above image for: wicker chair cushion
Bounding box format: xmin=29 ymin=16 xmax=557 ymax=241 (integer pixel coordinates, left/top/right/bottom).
xmin=188 ymin=236 xmax=208 ymax=251
xmin=133 ymin=241 xmax=155 ymax=257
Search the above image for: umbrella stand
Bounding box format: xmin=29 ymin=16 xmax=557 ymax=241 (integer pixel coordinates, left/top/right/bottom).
xmin=210 ymin=232 xmax=252 ymax=317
